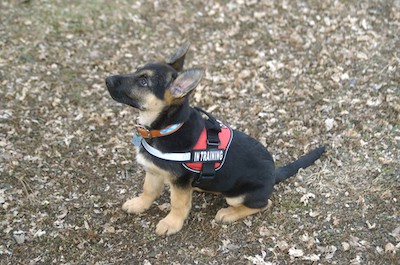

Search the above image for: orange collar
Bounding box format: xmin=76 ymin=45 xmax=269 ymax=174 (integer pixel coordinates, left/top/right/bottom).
xmin=135 ymin=122 xmax=184 ymax=139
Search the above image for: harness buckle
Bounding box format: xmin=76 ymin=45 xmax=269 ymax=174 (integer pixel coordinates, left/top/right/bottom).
xmin=135 ymin=125 xmax=152 ymax=138
xmin=206 ymin=139 xmax=220 ymax=146
xmin=194 ymin=170 xmax=215 ymax=185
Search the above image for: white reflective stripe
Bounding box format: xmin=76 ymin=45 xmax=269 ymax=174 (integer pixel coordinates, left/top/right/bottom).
xmin=141 ymin=139 xmax=192 ymax=162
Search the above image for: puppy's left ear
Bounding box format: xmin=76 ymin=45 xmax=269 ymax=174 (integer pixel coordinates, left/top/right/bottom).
xmin=166 ymin=42 xmax=191 ymax=72
xmin=170 ymin=68 xmax=204 ymax=98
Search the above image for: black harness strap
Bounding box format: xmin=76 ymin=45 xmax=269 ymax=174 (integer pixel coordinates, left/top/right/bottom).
xmin=193 ymin=107 xmax=222 ymax=185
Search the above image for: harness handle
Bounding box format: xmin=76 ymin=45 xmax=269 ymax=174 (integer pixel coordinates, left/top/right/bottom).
xmin=193 ymin=107 xmax=222 ymax=185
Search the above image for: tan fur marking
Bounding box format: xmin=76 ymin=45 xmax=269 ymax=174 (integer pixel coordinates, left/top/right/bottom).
xmin=164 ymin=88 xmax=186 ymax=107
xmin=122 ymin=153 xmax=170 ymax=214
xmin=164 ymin=89 xmax=174 ymax=105
xmin=156 ymin=185 xmax=193 ymax=236
xmin=193 ymin=187 xmax=221 ymax=195
xmin=225 ymin=195 xmax=245 ymax=207
xmin=122 ymin=171 xmax=164 ymax=213
xmin=136 ymin=153 xmax=170 ymax=179
xmin=137 ymin=69 xmax=155 ymax=78
xmin=215 ymin=199 xmax=272 ymax=223
xmin=139 ymin=94 xmax=165 ymax=126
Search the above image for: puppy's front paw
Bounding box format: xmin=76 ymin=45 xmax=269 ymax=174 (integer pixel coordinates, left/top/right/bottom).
xmin=122 ymin=197 xmax=150 ymax=214
xmin=156 ymin=215 xmax=184 ymax=236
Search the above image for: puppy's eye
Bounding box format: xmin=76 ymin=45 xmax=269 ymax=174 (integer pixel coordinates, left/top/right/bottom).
xmin=138 ymin=77 xmax=148 ymax=87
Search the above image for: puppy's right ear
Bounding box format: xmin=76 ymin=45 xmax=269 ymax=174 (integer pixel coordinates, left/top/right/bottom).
xmin=166 ymin=42 xmax=191 ymax=72
xmin=169 ymin=68 xmax=204 ymax=98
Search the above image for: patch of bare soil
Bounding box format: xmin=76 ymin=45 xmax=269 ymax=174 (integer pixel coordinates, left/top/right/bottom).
xmin=1 ymin=0 xmax=399 ymax=264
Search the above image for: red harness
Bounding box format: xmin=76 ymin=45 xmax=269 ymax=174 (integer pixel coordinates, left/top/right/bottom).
xmin=183 ymin=123 xmax=233 ymax=173
xmin=136 ymin=107 xmax=233 ymax=185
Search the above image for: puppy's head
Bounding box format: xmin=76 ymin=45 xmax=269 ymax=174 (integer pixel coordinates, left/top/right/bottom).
xmin=105 ymin=43 xmax=204 ymax=114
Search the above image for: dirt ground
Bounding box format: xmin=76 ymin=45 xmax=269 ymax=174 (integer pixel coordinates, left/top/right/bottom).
xmin=1 ymin=0 xmax=399 ymax=264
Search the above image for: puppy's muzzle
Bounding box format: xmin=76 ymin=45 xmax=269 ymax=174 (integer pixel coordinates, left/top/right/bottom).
xmin=105 ymin=76 xmax=119 ymax=90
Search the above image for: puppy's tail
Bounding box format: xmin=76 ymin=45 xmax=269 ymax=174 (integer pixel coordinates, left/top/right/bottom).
xmin=274 ymin=146 xmax=325 ymax=185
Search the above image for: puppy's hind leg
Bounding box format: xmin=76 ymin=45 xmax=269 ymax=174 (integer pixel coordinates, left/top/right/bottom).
xmin=122 ymin=171 xmax=164 ymax=214
xmin=215 ymin=196 xmax=272 ymax=223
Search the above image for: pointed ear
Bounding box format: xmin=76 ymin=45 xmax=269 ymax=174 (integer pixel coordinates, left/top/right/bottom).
xmin=169 ymin=68 xmax=204 ymax=98
xmin=166 ymin=42 xmax=191 ymax=72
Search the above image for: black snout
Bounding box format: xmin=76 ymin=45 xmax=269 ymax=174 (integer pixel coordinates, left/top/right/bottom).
xmin=104 ymin=74 xmax=142 ymax=109
xmin=105 ymin=76 xmax=116 ymax=89
xmin=105 ymin=75 xmax=122 ymax=99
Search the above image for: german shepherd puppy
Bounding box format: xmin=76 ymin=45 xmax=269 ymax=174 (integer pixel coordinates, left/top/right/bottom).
xmin=105 ymin=43 xmax=325 ymax=236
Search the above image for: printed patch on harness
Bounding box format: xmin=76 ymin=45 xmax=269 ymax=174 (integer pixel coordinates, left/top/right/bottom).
xmin=183 ymin=124 xmax=233 ymax=173
xmin=192 ymin=149 xmax=224 ymax=163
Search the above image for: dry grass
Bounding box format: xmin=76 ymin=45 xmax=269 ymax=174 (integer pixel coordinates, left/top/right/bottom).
xmin=1 ymin=0 xmax=399 ymax=264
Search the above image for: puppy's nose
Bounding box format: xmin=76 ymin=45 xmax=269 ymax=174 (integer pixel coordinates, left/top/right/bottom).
xmin=105 ymin=76 xmax=115 ymax=88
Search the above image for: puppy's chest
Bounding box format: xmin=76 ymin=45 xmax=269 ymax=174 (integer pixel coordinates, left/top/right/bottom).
xmin=136 ymin=148 xmax=172 ymax=179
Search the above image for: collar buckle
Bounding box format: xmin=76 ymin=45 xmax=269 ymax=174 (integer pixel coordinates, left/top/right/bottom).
xmin=135 ymin=124 xmax=152 ymax=138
